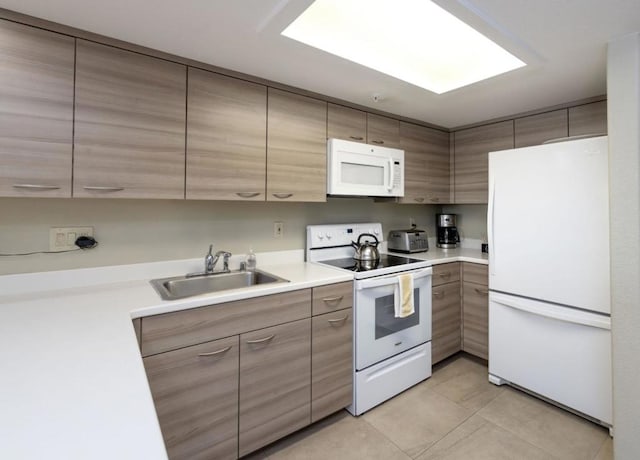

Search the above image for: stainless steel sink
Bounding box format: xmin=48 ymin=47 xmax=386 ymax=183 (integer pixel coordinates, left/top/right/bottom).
xmin=150 ymin=269 xmax=289 ymax=301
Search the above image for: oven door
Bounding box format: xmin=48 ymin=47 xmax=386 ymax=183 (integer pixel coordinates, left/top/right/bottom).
xmin=354 ymin=268 xmax=432 ymax=370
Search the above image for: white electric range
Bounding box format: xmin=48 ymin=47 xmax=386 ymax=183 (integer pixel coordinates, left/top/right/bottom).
xmin=306 ymin=223 xmax=433 ymax=415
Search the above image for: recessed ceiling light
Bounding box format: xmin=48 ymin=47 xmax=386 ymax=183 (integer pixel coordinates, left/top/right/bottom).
xmin=281 ymin=0 xmax=526 ymax=94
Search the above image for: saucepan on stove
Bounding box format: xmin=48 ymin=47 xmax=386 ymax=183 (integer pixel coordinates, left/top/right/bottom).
xmin=351 ymin=233 xmax=380 ymax=262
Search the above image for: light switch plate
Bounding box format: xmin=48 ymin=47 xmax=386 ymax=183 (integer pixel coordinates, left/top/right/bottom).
xmin=49 ymin=227 xmax=94 ymax=252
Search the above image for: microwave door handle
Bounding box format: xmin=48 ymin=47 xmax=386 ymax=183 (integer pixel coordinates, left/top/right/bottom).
xmin=387 ymin=158 xmax=394 ymax=191
xmin=356 ymin=268 xmax=432 ymax=290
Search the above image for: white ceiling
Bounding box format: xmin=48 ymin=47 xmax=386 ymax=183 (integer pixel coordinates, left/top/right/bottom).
xmin=2 ymin=0 xmax=639 ymax=128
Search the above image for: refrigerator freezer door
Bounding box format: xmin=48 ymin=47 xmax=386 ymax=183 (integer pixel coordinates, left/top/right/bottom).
xmin=488 ymin=136 xmax=610 ymax=314
xmin=489 ymin=292 xmax=612 ymax=425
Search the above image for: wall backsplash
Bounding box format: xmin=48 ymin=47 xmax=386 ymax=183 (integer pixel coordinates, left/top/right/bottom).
xmin=441 ymin=204 xmax=488 ymax=242
xmin=0 ymin=198 xmax=449 ymax=275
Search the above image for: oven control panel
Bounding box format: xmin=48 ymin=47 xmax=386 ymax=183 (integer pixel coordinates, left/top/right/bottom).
xmin=307 ymin=223 xmax=383 ymax=249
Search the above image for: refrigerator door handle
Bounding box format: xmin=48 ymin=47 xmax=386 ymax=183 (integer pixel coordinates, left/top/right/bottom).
xmin=491 ymin=293 xmax=611 ymax=330
xmin=488 ymin=179 xmax=496 ymax=275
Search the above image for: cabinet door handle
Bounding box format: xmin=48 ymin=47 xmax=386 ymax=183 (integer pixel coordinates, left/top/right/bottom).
xmin=198 ymin=346 xmax=232 ymax=357
xmin=433 ymin=290 xmax=444 ymax=298
xmin=246 ymin=334 xmax=275 ymax=344
xmin=272 ymin=193 xmax=293 ymax=199
xmin=414 ymin=197 xmax=425 ymax=203
xmin=370 ymin=139 xmax=384 ymax=145
xmin=349 ymin=136 xmax=364 ymax=141
xmin=12 ymin=184 xmax=61 ymax=190
xmin=327 ymin=314 xmax=349 ymax=325
xmin=475 ymin=288 xmax=489 ymax=295
xmin=438 ymin=272 xmax=451 ymax=278
xmin=83 ymin=186 xmax=125 ymax=192
xmin=430 ymin=197 xmax=440 ymax=202
xmin=236 ymin=192 xmax=261 ymax=198
xmin=322 ymin=295 xmax=344 ymax=304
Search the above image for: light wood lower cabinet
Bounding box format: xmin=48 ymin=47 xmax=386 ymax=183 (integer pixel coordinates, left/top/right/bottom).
xmin=0 ymin=19 xmax=74 ymax=198
xmin=144 ymin=336 xmax=240 ymax=460
xmin=311 ymin=308 xmax=353 ymax=423
xmin=239 ymin=319 xmax=311 ymax=456
xmin=141 ymin=283 xmax=352 ymax=459
xmin=431 ymin=263 xmax=461 ymax=364
xmin=461 ymin=263 xmax=489 ymax=360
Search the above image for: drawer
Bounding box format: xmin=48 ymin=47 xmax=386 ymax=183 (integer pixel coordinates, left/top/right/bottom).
xmin=312 ymin=281 xmax=353 ymax=316
xmin=141 ymin=289 xmax=311 ymax=356
xmin=462 ymin=263 xmax=488 ymax=286
xmin=432 ymin=262 xmax=460 ymax=287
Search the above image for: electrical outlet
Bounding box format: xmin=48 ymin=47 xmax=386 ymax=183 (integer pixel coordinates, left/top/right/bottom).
xmin=273 ymin=221 xmax=284 ymax=238
xmin=49 ymin=226 xmax=94 ymax=252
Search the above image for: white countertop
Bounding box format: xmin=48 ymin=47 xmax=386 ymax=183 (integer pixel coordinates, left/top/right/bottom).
xmin=0 ymin=248 xmax=486 ymax=460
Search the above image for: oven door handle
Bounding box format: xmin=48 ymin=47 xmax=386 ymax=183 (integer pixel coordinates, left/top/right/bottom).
xmin=356 ymin=267 xmax=432 ymax=290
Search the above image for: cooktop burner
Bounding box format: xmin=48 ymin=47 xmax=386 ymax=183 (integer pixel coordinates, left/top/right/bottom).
xmin=320 ymin=254 xmax=425 ymax=272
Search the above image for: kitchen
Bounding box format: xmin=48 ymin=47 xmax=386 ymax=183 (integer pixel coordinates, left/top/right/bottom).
xmin=0 ymin=1 xmax=639 ymax=459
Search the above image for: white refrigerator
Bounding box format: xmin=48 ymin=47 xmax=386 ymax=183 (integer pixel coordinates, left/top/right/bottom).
xmin=487 ymin=135 xmax=612 ymax=428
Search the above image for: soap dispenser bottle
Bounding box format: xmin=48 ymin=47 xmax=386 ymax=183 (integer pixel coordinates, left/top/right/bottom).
xmin=245 ymin=248 xmax=257 ymax=271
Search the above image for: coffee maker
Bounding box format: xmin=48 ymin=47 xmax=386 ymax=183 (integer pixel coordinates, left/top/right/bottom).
xmin=436 ymin=214 xmax=460 ymax=249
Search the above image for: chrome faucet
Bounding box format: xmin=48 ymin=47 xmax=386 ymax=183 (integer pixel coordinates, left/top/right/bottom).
xmin=204 ymin=244 xmax=215 ymax=274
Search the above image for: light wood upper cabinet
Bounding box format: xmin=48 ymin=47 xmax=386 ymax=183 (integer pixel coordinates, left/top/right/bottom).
xmin=453 ymin=120 xmax=514 ymax=203
xmin=144 ymin=336 xmax=239 ymax=460
xmin=267 ymin=88 xmax=327 ymax=202
xmin=0 ymin=20 xmax=74 ymax=198
xmin=399 ymin=122 xmax=450 ymax=204
xmin=186 ymin=68 xmax=266 ymax=200
xmin=74 ymin=40 xmax=186 ymax=199
xmin=569 ymin=100 xmax=607 ymax=137
xmin=327 ymin=103 xmax=366 ymax=143
xmin=514 ymin=109 xmax=568 ymax=148
xmin=367 ymin=113 xmax=400 ymax=148
xmin=239 ymin=318 xmax=311 ymax=456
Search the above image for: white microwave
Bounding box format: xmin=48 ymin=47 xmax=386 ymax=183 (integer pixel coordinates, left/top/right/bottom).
xmin=327 ymin=138 xmax=404 ymax=197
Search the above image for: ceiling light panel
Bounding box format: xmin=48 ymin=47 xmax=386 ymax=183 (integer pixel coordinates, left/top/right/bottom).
xmin=281 ymin=0 xmax=526 ymax=94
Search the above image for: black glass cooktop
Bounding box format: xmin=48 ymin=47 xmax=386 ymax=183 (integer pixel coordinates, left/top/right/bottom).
xmin=321 ymin=254 xmax=424 ymax=272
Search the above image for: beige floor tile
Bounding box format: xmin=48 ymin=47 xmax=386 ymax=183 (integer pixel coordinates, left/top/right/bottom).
xmin=244 ymin=410 xmax=412 ymax=460
xmin=477 ymin=387 xmax=608 ymax=460
xmin=431 ymin=366 xmax=504 ymax=412
xmin=415 ymin=414 xmax=555 ymax=460
xmin=426 ymin=355 xmax=488 ymax=388
xmin=362 ymin=384 xmax=474 ymax=457
xmin=593 ymin=435 xmax=613 ymax=460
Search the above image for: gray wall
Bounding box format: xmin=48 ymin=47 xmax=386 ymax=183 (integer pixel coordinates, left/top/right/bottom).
xmin=608 ymin=32 xmax=640 ymax=459
xmin=0 ymin=198 xmax=440 ymax=275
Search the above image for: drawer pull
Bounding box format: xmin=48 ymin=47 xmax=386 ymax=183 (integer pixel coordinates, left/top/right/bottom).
xmin=370 ymin=139 xmax=384 ymax=145
xmin=327 ymin=315 xmax=349 ymax=325
xmin=433 ymin=290 xmax=444 ymax=298
xmin=475 ymin=288 xmax=489 ymax=295
xmin=246 ymin=334 xmax=275 ymax=345
xmin=414 ymin=197 xmax=425 ymax=203
xmin=349 ymin=136 xmax=364 ymax=141
xmin=198 ymin=346 xmax=232 ymax=357
xmin=12 ymin=184 xmax=61 ymax=190
xmin=236 ymin=192 xmax=260 ymax=198
xmin=438 ymin=272 xmax=451 ymax=278
xmin=83 ymin=186 xmax=125 ymax=192
xmin=272 ymin=193 xmax=293 ymax=199
xmin=322 ymin=295 xmax=344 ymax=304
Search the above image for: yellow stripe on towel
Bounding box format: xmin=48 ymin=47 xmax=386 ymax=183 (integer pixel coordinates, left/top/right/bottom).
xmin=397 ymin=273 xmax=414 ymax=318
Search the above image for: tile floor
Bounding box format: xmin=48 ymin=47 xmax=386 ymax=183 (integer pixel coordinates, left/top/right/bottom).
xmin=245 ymin=354 xmax=613 ymax=460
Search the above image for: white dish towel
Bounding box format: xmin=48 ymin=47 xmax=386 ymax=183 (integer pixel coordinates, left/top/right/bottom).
xmin=395 ymin=273 xmax=415 ymax=318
